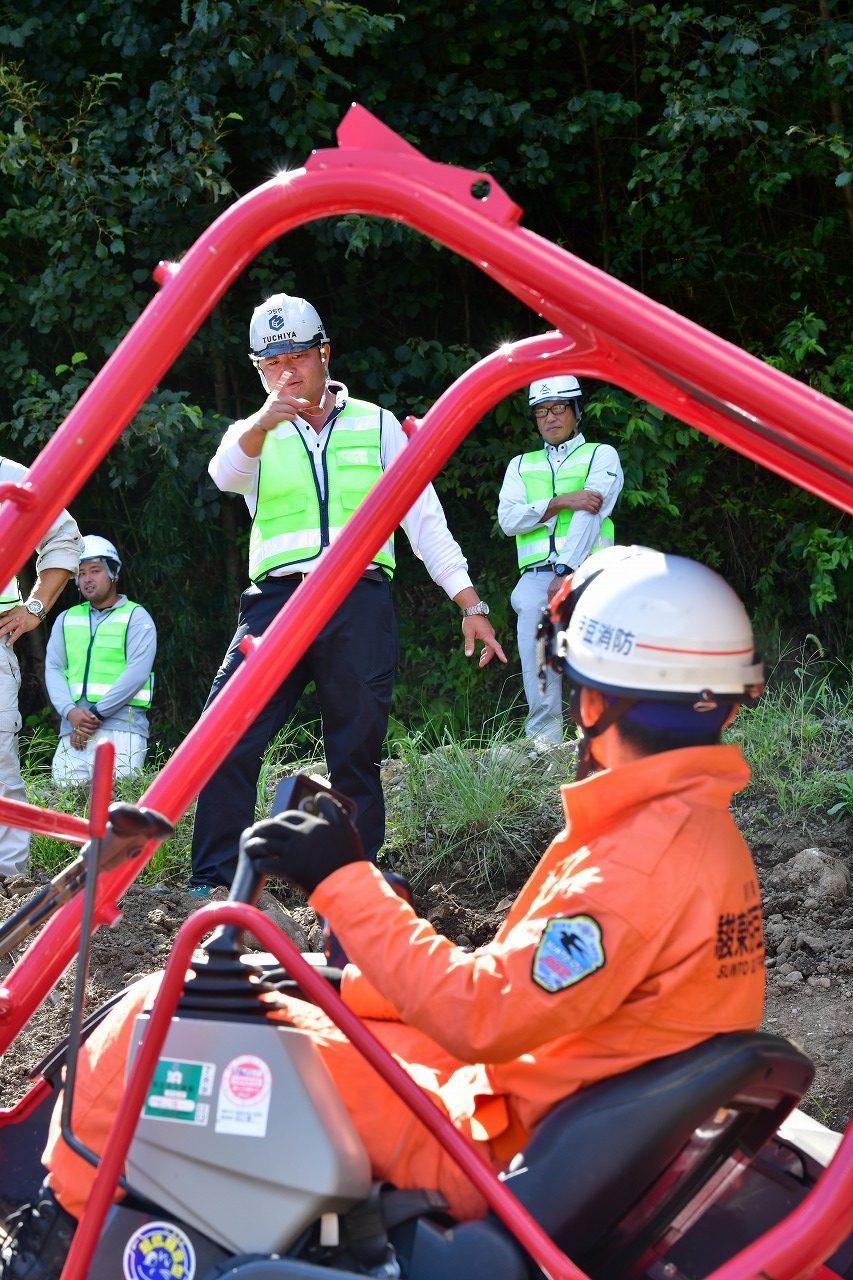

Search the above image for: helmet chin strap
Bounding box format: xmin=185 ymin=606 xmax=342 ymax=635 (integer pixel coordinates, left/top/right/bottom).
xmin=569 ymin=689 xmax=635 ymax=780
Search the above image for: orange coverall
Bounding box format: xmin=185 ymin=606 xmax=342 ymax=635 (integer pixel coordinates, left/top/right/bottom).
xmin=44 ymin=744 xmax=765 ymax=1221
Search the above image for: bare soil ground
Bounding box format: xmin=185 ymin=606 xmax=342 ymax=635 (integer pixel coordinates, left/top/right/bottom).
xmin=1 ymin=797 xmax=851 ymax=1136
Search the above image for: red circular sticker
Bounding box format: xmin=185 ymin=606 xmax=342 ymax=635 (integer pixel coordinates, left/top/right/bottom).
xmin=221 ymin=1055 xmax=272 ymax=1106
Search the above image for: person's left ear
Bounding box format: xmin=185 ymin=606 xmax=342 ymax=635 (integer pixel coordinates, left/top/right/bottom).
xmin=578 ymin=685 xmax=607 ymax=727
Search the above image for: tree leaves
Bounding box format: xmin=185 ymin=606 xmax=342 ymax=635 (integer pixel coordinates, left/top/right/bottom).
xmin=0 ymin=0 xmax=850 ymax=741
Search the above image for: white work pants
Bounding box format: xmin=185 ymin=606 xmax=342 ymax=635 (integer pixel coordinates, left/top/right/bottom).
xmin=0 ymin=644 xmax=29 ymax=876
xmin=52 ymin=730 xmax=148 ymax=784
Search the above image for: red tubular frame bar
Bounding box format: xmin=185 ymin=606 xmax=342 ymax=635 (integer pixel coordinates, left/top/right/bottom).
xmin=0 ymin=796 xmax=89 ymax=845
xmin=0 ymin=103 xmax=850 ymax=1279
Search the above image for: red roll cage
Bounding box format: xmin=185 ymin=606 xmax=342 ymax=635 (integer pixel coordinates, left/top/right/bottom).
xmin=0 ymin=105 xmax=851 ymax=1280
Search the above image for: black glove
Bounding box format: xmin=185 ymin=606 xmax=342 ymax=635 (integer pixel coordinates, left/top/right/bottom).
xmin=240 ymin=792 xmax=365 ymax=894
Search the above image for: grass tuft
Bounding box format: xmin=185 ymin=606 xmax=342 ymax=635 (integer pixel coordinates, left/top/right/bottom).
xmin=729 ymin=640 xmax=852 ymax=819
xmin=383 ymin=717 xmax=574 ymax=888
xmin=18 ymin=646 xmax=850 ymax=889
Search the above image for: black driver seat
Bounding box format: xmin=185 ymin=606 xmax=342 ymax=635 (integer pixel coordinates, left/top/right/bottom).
xmin=395 ymin=1031 xmax=815 ymax=1280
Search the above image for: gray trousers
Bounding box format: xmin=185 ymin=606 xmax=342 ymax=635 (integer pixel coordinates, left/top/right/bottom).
xmin=510 ymin=569 xmax=564 ymax=744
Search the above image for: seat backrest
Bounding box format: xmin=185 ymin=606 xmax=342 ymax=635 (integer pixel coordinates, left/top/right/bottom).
xmin=496 ymin=1031 xmax=814 ymax=1275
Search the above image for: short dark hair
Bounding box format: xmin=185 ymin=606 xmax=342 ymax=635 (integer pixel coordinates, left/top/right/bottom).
xmin=615 ymin=716 xmax=725 ymax=755
xmin=596 ymin=692 xmax=735 ymax=755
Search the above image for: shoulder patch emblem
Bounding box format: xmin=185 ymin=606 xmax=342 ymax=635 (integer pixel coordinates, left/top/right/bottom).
xmin=532 ymin=914 xmax=606 ymax=993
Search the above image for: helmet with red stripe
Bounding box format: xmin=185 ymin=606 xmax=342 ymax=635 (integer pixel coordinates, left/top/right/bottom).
xmin=548 ymin=546 xmax=764 ymax=702
xmin=537 ymin=546 xmax=764 ymax=774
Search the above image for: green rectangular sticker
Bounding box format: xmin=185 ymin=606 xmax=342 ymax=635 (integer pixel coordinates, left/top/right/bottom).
xmin=142 ymin=1058 xmax=215 ymax=1125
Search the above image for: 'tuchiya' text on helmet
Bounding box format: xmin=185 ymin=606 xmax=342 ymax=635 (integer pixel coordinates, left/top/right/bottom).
xmin=248 ymin=295 xmax=328 ymax=361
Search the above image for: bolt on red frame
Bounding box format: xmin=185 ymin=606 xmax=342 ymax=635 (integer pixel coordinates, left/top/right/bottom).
xmin=0 ymin=104 xmax=851 ymax=1280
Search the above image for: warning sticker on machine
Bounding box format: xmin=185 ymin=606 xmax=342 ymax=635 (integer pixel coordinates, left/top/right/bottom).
xmin=214 ymin=1053 xmax=272 ymax=1137
xmin=123 ymin=1219 xmax=196 ymax=1280
xmin=142 ymin=1058 xmax=215 ymax=1125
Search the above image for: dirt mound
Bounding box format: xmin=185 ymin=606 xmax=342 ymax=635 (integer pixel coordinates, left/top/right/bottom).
xmin=750 ymin=826 xmax=853 ymax=1130
xmin=1 ymin=807 xmax=851 ymax=1136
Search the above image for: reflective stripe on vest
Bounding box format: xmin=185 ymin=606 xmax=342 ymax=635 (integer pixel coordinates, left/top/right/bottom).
xmin=515 ymin=444 xmax=615 ymax=570
xmin=0 ymin=577 xmax=20 ymax=607
xmin=249 ymin=399 xmax=395 ymax=582
xmin=63 ymin=601 xmax=154 ymax=708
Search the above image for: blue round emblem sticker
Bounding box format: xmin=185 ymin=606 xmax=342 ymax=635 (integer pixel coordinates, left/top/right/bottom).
xmin=123 ymin=1220 xmax=196 ymax=1280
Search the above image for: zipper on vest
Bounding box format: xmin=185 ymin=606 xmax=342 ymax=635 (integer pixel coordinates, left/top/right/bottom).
xmin=548 ymin=455 xmax=558 ymax=560
xmin=293 ymin=427 xmax=330 ymax=549
xmin=79 ymin=607 xmax=97 ymax=703
xmin=318 ymin=428 xmax=333 ymax=548
xmin=550 ymin=445 xmax=600 ymax=559
xmin=79 ymin=603 xmax=124 ymax=704
xmin=309 ymin=404 xmax=344 ymax=550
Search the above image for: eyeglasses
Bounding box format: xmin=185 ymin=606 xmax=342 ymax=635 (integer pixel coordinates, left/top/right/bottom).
xmin=533 ymin=403 xmax=574 ymax=420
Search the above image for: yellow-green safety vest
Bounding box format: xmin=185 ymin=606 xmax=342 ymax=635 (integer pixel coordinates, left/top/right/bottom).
xmin=515 ymin=443 xmax=615 ymax=570
xmin=63 ymin=601 xmax=154 ymax=708
xmin=249 ymin=399 xmax=394 ymax=582
xmin=0 ymin=577 xmax=19 ymax=608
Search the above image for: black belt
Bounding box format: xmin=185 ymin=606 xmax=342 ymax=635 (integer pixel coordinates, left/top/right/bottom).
xmin=523 ymin=564 xmax=556 ymax=574
xmin=276 ymin=568 xmax=388 ymax=584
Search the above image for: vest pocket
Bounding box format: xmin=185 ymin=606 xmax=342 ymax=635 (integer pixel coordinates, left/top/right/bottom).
xmin=340 ymin=486 xmax=372 ymax=512
xmin=264 ymin=490 xmax=310 ymax=518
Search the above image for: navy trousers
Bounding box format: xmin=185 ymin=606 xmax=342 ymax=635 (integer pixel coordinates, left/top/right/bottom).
xmin=190 ymin=574 xmax=398 ymax=887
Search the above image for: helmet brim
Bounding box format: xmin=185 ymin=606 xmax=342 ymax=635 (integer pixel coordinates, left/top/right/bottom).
xmin=560 ymin=655 xmax=765 ymax=704
xmin=529 ymin=392 xmax=583 ymax=408
xmin=249 ymin=335 xmax=325 ymax=360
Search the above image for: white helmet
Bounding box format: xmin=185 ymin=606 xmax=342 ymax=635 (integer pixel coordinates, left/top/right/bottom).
xmin=547 ymin=546 xmax=764 ymax=704
xmin=79 ymin=535 xmax=121 ymax=580
xmin=528 ymin=375 xmax=583 ymax=409
xmin=248 ymin=294 xmax=328 ymax=361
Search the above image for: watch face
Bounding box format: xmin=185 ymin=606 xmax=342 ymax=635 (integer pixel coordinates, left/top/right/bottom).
xmin=25 ymin=600 xmax=45 ymax=616
xmin=554 ymin=564 xmax=569 ymax=576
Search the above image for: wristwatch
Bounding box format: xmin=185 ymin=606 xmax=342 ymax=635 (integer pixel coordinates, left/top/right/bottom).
xmin=24 ymin=599 xmax=46 ymax=623
xmin=552 ymin=563 xmax=571 ymax=577
xmin=461 ymin=600 xmax=490 ymax=617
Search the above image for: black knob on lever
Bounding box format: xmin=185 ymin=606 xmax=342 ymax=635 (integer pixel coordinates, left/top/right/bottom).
xmin=107 ymin=802 xmax=174 ymax=840
xmin=228 ymin=823 xmax=269 ymax=907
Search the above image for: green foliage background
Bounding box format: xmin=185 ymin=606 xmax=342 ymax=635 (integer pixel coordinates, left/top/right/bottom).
xmin=1 ymin=0 xmax=851 ymax=749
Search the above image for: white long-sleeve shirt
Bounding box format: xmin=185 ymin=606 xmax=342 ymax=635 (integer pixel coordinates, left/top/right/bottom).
xmin=497 ymin=433 xmax=623 ymax=571
xmin=209 ymin=382 xmax=473 ymax=600
xmin=0 ymin=457 xmax=83 ymax=598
